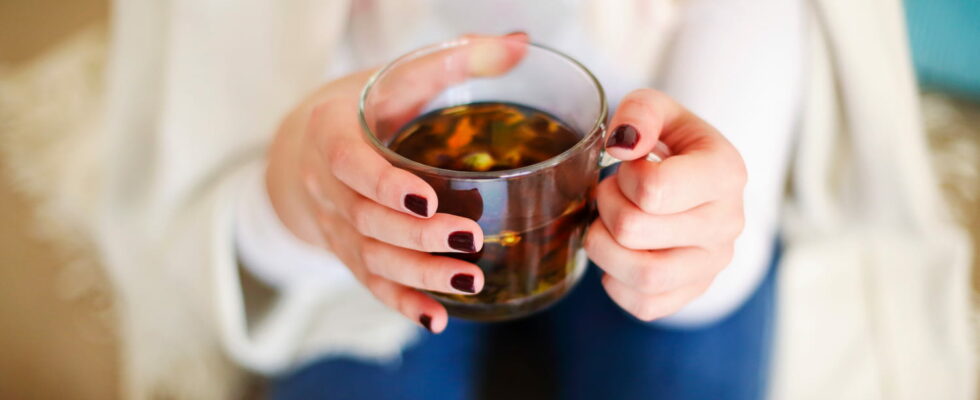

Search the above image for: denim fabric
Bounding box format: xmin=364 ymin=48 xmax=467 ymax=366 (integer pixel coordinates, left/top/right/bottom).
xmin=272 ymin=243 xmax=778 ymax=400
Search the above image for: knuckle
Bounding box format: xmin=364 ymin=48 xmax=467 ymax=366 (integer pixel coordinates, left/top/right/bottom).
xmin=300 ymin=168 xmax=320 ymax=196
xmin=609 ymin=211 xmax=644 ymax=249
xmin=716 ymin=208 xmax=745 ymax=243
xmin=364 ymin=274 xmax=400 ymax=309
xmin=363 ymin=274 xmax=387 ymax=297
xmin=734 ymin=162 xmax=748 ymax=188
xmin=349 ymin=200 xmax=374 ymax=236
xmin=311 ymin=96 xmax=342 ymax=114
xmin=626 ymin=88 xmax=662 ymax=112
xmin=618 ymin=101 xmax=655 ymax=123
xmin=715 ymin=221 xmax=738 ymax=245
xmin=314 ymin=211 xmax=336 ymax=239
xmin=702 ymin=203 xmax=743 ymax=245
xmin=721 ymin=152 xmax=748 ymax=194
xmin=695 ymin=280 xmax=714 ymax=297
xmin=715 ymin=244 xmax=736 ymax=269
xmin=298 ymin=153 xmax=318 ymax=176
xmin=357 ymin=240 xmax=378 ymax=272
xmin=633 ymin=87 xmax=662 ymax=99
xmin=375 ymin=166 xmax=399 ymax=202
xmin=634 ymin=300 xmax=662 ymax=322
xmin=328 ymin=142 xmax=355 ymax=173
xmin=349 ymin=265 xmax=369 ymax=283
xmin=618 ymin=96 xmax=647 ymax=114
xmin=311 ymin=97 xmax=348 ymax=120
xmin=419 ymin=262 xmax=442 ymax=290
xmin=583 ymin=228 xmax=601 ymax=255
xmin=411 ymin=222 xmax=428 ymax=251
xmin=309 ymin=101 xmax=330 ymax=123
xmin=309 ymin=99 xmax=342 ymax=141
xmin=636 ymin=265 xmax=667 ymax=294
xmin=629 ymin=166 xmax=666 ymax=214
xmin=636 ymin=180 xmax=666 ymax=214
xmin=731 ymin=150 xmax=748 ymax=184
xmin=730 ymin=213 xmax=746 ymax=239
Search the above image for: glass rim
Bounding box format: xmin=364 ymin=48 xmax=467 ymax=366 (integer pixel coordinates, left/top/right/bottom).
xmin=358 ymin=36 xmax=608 ymax=180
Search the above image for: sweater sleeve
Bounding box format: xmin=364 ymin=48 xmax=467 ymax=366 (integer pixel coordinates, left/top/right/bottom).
xmin=233 ymin=163 xmax=355 ymax=291
xmin=652 ymin=0 xmax=806 ymax=327
xmin=99 ymin=0 xmax=419 ymax=382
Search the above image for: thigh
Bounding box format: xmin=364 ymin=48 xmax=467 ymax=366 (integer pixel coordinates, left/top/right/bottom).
xmin=272 ymin=320 xmax=489 ymax=400
xmin=545 ymin=246 xmax=780 ymax=400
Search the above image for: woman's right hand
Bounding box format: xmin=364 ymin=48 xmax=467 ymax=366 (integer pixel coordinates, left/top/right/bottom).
xmin=265 ymin=33 xmax=528 ymax=333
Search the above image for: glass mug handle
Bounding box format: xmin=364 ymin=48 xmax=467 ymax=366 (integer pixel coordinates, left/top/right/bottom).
xmin=598 ymin=140 xmax=672 ymax=167
xmin=597 ymin=123 xmax=672 ymax=167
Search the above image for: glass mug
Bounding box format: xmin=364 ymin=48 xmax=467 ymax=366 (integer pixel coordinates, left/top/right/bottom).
xmin=359 ymin=36 xmax=608 ymax=321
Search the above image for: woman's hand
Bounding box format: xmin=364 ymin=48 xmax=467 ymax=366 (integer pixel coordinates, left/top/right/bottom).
xmin=265 ymin=34 xmax=527 ymax=333
xmin=586 ymin=89 xmax=747 ymax=322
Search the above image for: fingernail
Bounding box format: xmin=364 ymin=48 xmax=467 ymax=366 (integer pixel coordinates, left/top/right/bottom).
xmin=404 ymin=194 xmax=428 ymax=217
xmin=606 ymin=124 xmax=640 ymax=150
xmin=448 ymin=231 xmax=477 ymax=253
xmin=451 ymin=274 xmax=476 ymax=293
xmin=419 ymin=314 xmax=433 ymax=332
xmin=505 ymin=31 xmax=528 ymax=40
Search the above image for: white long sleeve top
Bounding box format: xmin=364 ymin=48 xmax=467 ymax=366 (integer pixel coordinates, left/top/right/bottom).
xmin=236 ymin=0 xmax=803 ymax=332
xmin=105 ymin=0 xmax=803 ymax=378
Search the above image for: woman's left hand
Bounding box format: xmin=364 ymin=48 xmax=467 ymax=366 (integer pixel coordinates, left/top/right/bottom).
xmin=586 ymin=88 xmax=747 ymax=322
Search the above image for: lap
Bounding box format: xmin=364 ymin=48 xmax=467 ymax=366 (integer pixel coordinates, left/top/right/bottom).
xmin=543 ymin=257 xmax=778 ymax=400
xmin=273 ymin=246 xmax=779 ymax=400
xmin=272 ymin=319 xmax=490 ymax=400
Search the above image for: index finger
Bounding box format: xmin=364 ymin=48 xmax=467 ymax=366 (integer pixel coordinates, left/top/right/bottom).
xmin=610 ymin=89 xmax=747 ymax=214
xmin=313 ymin=100 xmax=441 ymax=218
xmin=368 ymin=32 xmax=530 ymax=133
xmin=316 ymin=33 xmax=530 ymax=218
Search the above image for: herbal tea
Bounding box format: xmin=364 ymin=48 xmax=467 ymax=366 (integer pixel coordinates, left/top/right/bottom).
xmin=389 ymin=102 xmax=593 ymax=320
xmin=390 ymin=102 xmax=581 ymax=172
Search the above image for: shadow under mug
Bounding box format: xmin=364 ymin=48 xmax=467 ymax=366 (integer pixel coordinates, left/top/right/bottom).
xmin=359 ymin=36 xmax=608 ymax=321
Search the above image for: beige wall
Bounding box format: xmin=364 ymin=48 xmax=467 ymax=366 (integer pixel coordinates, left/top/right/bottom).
xmin=0 ymin=1 xmax=118 ymax=399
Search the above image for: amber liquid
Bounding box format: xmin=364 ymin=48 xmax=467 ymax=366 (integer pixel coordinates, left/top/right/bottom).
xmin=390 ymin=102 xmax=581 ymax=172
xmin=390 ymin=102 xmax=591 ymax=320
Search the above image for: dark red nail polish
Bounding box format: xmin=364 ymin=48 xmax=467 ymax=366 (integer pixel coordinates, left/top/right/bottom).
xmin=606 ymin=124 xmax=640 ymax=150
xmin=419 ymin=314 xmax=433 ymax=332
xmin=451 ymin=274 xmax=476 ymax=293
xmin=404 ymin=194 xmax=428 ymax=217
xmin=448 ymin=231 xmax=477 ymax=253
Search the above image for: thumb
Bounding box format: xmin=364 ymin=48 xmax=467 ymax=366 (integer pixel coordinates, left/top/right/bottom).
xmin=604 ymin=89 xmax=675 ymax=162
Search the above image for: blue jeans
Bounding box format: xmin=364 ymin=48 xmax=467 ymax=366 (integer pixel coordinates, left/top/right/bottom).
xmin=272 ymin=242 xmax=778 ymax=400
